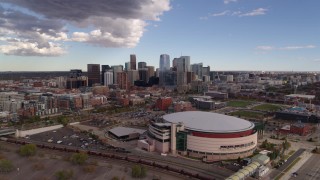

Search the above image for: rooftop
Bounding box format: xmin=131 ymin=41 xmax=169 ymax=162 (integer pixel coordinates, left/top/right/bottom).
xmin=163 ymin=111 xmax=255 ymax=133
xmin=108 ymin=127 xmax=146 ymax=137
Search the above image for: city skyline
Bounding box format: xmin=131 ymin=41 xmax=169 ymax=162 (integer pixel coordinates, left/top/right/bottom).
xmin=1 ymin=0 xmax=320 ymax=71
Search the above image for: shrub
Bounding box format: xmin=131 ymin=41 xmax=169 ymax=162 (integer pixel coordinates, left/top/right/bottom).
xmin=0 ymin=159 xmax=14 ymax=173
xmin=19 ymin=144 xmax=37 ymax=156
xmin=131 ymin=164 xmax=147 ymax=178
xmin=70 ymin=152 xmax=88 ymax=165
xmin=55 ymin=170 xmax=73 ymax=180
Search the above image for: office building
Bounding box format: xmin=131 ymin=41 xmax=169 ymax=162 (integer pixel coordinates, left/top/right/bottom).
xmin=138 ymin=62 xmax=147 ymax=69
xmin=130 ymin=54 xmax=137 ymax=70
xmin=125 ymin=62 xmax=131 ymax=71
xmin=191 ymin=63 xmax=203 ymax=80
xmin=112 ymin=65 xmax=123 ymax=84
xmin=160 ymin=54 xmax=170 ymax=71
xmin=87 ymin=64 xmax=101 ymax=87
xmin=104 ymin=71 xmax=113 ymax=86
xmin=101 ymin=65 xmax=111 ymax=85
xmin=117 ymin=72 xmax=128 ymax=90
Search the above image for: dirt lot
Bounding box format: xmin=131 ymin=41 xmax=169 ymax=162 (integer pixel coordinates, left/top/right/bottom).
xmin=0 ymin=141 xmax=186 ymax=180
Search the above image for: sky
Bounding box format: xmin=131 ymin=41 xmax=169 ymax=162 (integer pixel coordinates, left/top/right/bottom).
xmin=0 ymin=0 xmax=320 ymax=71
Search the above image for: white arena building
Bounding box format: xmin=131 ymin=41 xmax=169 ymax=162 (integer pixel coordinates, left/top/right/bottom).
xmin=138 ymin=111 xmax=257 ymax=162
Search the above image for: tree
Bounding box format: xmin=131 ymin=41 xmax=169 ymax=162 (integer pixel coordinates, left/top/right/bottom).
xmin=282 ymin=139 xmax=291 ymax=150
xmin=70 ymin=152 xmax=88 ymax=165
xmin=55 ymin=170 xmax=73 ymax=180
xmin=57 ymin=116 xmax=69 ymax=126
xmin=237 ymin=157 xmax=241 ymax=163
xmin=19 ymin=144 xmax=37 ymax=156
xmin=0 ymin=159 xmax=14 ymax=173
xmin=131 ymin=164 xmax=147 ymax=178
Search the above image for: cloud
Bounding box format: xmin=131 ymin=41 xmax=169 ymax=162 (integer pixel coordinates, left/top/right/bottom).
xmin=256 ymin=45 xmax=316 ymax=51
xmin=207 ymin=8 xmax=268 ymax=19
xmin=239 ymin=8 xmax=267 ymax=17
xmin=211 ymin=11 xmax=230 ymax=17
xmin=280 ymin=45 xmax=316 ymax=50
xmin=0 ymin=38 xmax=66 ymax=56
xmin=224 ymin=0 xmax=237 ymax=4
xmin=313 ymin=59 xmax=320 ymax=62
xmin=0 ymin=0 xmax=171 ymax=56
xmin=199 ymin=16 xmax=208 ymax=20
xmin=255 ymin=46 xmax=274 ymax=51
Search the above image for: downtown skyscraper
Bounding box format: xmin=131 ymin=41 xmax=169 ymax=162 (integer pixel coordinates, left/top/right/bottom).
xmin=130 ymin=54 xmax=137 ymax=70
xmin=159 ymin=54 xmax=170 ymax=86
xmin=87 ymin=64 xmax=101 ymax=87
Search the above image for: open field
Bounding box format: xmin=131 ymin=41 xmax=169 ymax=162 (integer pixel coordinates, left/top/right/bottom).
xmin=230 ymin=110 xmax=265 ymax=119
xmin=0 ymin=141 xmax=186 ymax=180
xmin=252 ymin=104 xmax=282 ymax=112
xmin=226 ymin=101 xmax=253 ymax=108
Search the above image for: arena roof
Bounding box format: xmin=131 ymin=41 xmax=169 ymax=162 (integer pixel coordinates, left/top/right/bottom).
xmin=163 ymin=111 xmax=255 ymax=133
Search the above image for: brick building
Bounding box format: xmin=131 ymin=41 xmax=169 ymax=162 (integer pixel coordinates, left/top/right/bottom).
xmin=155 ymin=97 xmax=172 ymax=111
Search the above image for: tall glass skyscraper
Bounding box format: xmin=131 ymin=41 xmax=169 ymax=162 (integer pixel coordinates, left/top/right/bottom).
xmin=159 ymin=54 xmax=170 ymax=71
xmin=159 ymin=54 xmax=170 ymax=86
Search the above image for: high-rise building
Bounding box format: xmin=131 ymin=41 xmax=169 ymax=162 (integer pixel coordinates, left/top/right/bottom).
xmin=138 ymin=62 xmax=147 ymax=69
xmin=138 ymin=68 xmax=148 ymax=83
xmin=101 ymin=65 xmax=111 ymax=85
xmin=202 ymin=66 xmax=210 ymax=77
xmin=125 ymin=62 xmax=131 ymax=71
xmin=146 ymin=66 xmax=155 ymax=79
xmin=67 ymin=69 xmax=88 ymax=89
xmin=176 ymin=56 xmax=191 ymax=88
xmin=104 ymin=71 xmax=113 ymax=86
xmin=191 ymin=63 xmax=203 ymax=80
xmin=112 ymin=65 xmax=123 ymax=84
xmin=176 ymin=56 xmax=190 ymax=72
xmin=159 ymin=54 xmax=170 ymax=71
xmin=130 ymin=54 xmax=136 ymax=70
xmin=117 ymin=71 xmax=128 ymax=90
xmin=127 ymin=70 xmax=139 ymax=86
xmin=159 ymin=54 xmax=170 ymax=86
xmin=87 ymin=64 xmax=101 ymax=87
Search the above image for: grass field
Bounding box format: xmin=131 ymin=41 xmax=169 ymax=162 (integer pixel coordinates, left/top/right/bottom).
xmin=227 ymin=101 xmax=252 ymax=107
xmin=230 ymin=110 xmax=265 ymax=119
xmin=252 ymin=104 xmax=282 ymax=112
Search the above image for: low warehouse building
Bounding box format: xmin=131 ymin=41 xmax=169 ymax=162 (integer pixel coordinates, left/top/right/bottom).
xmin=108 ymin=127 xmax=146 ymax=141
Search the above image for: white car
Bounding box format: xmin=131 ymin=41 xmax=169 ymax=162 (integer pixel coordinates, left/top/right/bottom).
xmin=57 ymin=140 xmax=63 ymax=144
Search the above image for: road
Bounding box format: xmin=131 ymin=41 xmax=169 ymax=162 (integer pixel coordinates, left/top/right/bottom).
xmin=268 ymin=148 xmax=305 ymax=179
xmin=291 ymin=154 xmax=320 ymax=180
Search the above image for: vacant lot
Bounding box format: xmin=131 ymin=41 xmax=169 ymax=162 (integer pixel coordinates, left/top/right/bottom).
xmin=0 ymin=141 xmax=185 ymax=180
xmin=226 ymin=101 xmax=252 ymax=108
xmin=252 ymin=104 xmax=282 ymax=112
xmin=230 ymin=110 xmax=265 ymax=119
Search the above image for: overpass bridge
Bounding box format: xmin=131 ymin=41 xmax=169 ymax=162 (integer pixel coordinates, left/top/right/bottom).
xmin=0 ymin=128 xmax=15 ymax=136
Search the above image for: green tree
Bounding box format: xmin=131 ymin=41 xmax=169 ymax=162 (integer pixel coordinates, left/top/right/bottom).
xmin=0 ymin=159 xmax=14 ymax=173
xmin=70 ymin=152 xmax=88 ymax=165
xmin=55 ymin=170 xmax=73 ymax=180
xmin=57 ymin=116 xmax=69 ymax=126
xmin=131 ymin=164 xmax=147 ymax=178
xmin=19 ymin=144 xmax=37 ymax=156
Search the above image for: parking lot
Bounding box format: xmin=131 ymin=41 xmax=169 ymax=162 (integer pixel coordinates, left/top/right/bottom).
xmin=26 ymin=127 xmax=128 ymax=153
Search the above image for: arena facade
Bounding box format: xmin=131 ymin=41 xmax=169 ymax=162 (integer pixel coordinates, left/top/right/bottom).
xmin=138 ymin=111 xmax=257 ymax=162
